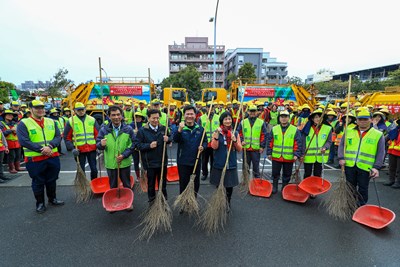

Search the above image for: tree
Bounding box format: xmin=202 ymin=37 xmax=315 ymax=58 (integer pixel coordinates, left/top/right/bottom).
xmin=287 ymin=76 xmax=304 ymax=86
xmin=160 ymin=65 xmax=203 ymax=100
xmin=385 ymin=69 xmax=400 ymax=86
xmin=226 ymin=72 xmax=237 ymax=88
xmin=314 ymin=80 xmax=349 ymax=98
xmin=238 ymin=62 xmax=256 ymax=83
xmin=0 ymin=81 xmax=14 ymax=103
xmin=47 ymin=68 xmax=70 ymax=104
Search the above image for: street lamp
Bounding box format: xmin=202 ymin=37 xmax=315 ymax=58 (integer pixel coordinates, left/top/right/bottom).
xmin=101 ymin=68 xmax=108 ymax=82
xmin=209 ymin=0 xmax=220 ymax=88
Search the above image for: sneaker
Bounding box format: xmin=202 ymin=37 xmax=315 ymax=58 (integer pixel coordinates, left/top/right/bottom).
xmin=201 ymin=175 xmax=207 ymax=181
xmin=391 ymin=183 xmax=400 ymax=189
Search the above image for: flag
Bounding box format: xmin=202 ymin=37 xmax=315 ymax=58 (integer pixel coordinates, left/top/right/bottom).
xmin=10 ymin=89 xmax=19 ymax=101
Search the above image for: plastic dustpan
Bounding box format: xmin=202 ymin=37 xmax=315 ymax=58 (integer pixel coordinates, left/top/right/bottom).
xmin=90 ymin=177 xmax=110 ymax=194
xmin=167 ymin=165 xmax=179 ymax=182
xmin=118 ymin=175 xmax=135 ymax=188
xmin=282 ymin=184 xmax=310 ymax=203
xmin=298 ymin=176 xmax=332 ymax=196
xmin=352 ymin=205 xmax=396 ymax=229
xmin=102 ymin=188 xmax=134 ymax=212
xmin=249 ymin=178 xmax=272 ymax=198
xmin=352 ymin=179 xmax=396 ymax=229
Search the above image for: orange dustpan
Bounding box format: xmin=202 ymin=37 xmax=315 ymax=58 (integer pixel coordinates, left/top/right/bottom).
xmin=90 ymin=153 xmax=110 ymax=194
xmin=282 ymin=163 xmax=309 ymax=203
xmin=167 ymin=149 xmax=179 ymax=182
xmin=102 ymin=162 xmax=134 ymax=212
xmin=299 ymin=176 xmax=332 ymax=196
xmin=352 ymin=179 xmax=396 ymax=229
xmin=249 ymin=155 xmax=272 ymax=198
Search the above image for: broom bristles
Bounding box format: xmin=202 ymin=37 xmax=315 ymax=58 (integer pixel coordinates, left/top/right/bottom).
xmin=74 ymin=163 xmax=92 ymax=203
xmin=323 ymin=177 xmax=358 ymax=221
xmin=239 ymin=161 xmax=250 ymax=195
xmin=139 ymin=191 xmax=172 ymax=241
xmin=135 ymin=169 xmax=148 ymax=194
xmin=198 ymin=186 xmax=227 ymax=235
xmin=173 ymin=175 xmax=199 ymax=217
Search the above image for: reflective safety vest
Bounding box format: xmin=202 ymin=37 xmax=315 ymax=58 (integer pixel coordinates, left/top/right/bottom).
xmin=58 ymin=117 xmax=65 ymax=133
xmin=335 ymin=123 xmax=356 ymax=146
xmin=200 ymin=114 xmax=220 ymax=143
xmin=270 ymin=111 xmax=278 ymax=126
xmin=21 ymin=118 xmax=58 ymax=157
xmin=272 ymin=124 xmax=297 ymax=160
xmin=124 ymin=110 xmax=133 ymax=124
xmin=242 ymin=118 xmax=263 ymax=150
xmin=69 ymin=115 xmax=96 ymax=146
xmin=0 ymin=131 xmax=4 ymax=148
xmin=232 ymin=109 xmax=240 ymax=119
xmin=330 ymin=120 xmax=338 ymax=142
xmin=139 ymin=108 xmax=147 ymax=117
xmin=1 ymin=121 xmax=18 ymax=141
xmin=344 ymin=127 xmax=382 ymax=172
xmin=159 ymin=112 xmax=167 ymax=127
xmin=388 ymin=130 xmax=400 ymax=156
xmin=385 ymin=121 xmax=391 ymax=127
xmin=304 ymin=124 xmax=332 ymax=163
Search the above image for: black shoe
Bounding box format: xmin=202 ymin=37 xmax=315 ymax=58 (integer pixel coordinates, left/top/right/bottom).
xmin=36 ymin=203 xmax=46 ymax=213
xmin=391 ymin=183 xmax=400 ymax=189
xmin=201 ymin=175 xmax=208 ymax=181
xmin=310 ymin=195 xmax=316 ymax=199
xmin=327 ymin=160 xmax=334 ymax=164
xmin=48 ymin=199 xmax=65 ymax=206
xmin=383 ymin=181 xmax=395 ymax=186
xmin=179 ymin=209 xmax=184 ymax=214
xmin=0 ymin=178 xmax=5 ymax=183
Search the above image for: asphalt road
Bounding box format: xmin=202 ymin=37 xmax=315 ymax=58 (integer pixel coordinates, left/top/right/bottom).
xmin=0 ymin=143 xmax=399 ymax=266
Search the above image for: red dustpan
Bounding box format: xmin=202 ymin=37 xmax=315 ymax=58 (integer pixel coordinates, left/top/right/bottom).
xmin=102 ymin=163 xmax=134 ymax=212
xmin=352 ymin=179 xmax=396 ymax=229
xmin=91 ymin=177 xmax=110 ymax=194
xmin=282 ymin=184 xmax=310 ymax=203
xmin=167 ymin=165 xmax=179 ymax=182
xmin=299 ymin=176 xmax=332 ymax=196
xmin=249 ymin=178 xmax=272 ymax=198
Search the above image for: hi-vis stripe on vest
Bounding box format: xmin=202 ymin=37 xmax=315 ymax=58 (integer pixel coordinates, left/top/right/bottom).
xmin=242 ymin=118 xmax=263 ymax=150
xmin=272 ymin=124 xmax=297 ymax=160
xmin=200 ymin=114 xmax=220 ymax=143
xmin=21 ymin=118 xmax=58 ymax=157
xmin=304 ymin=124 xmax=332 ymax=164
xmin=344 ymin=127 xmax=382 ymax=172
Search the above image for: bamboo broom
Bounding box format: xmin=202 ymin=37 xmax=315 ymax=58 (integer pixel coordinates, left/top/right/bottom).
xmin=173 ymin=97 xmax=215 ymax=217
xmin=323 ymin=75 xmax=358 ymax=220
xmin=237 ymin=82 xmax=250 ymax=195
xmin=139 ymin=101 xmax=172 ymax=241
xmin=199 ymin=83 xmax=247 ymax=234
xmin=133 ymin=108 xmax=147 ymax=194
xmin=68 ymin=85 xmax=92 ymax=203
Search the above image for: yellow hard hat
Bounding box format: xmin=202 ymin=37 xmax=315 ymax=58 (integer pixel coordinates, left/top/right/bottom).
xmin=11 ymin=101 xmax=20 ymax=106
xmin=356 ymin=110 xmax=371 ymax=119
xmin=248 ymin=105 xmax=257 ymax=111
xmin=302 ymin=104 xmax=311 ymax=110
xmin=226 ymin=101 xmax=232 ymax=105
xmin=170 ymin=102 xmax=177 ymax=106
xmin=124 ymin=102 xmax=132 ymax=106
xmin=378 ymin=105 xmax=388 ymax=110
xmin=151 ymin=99 xmax=161 ymax=104
xmin=319 ymin=104 xmax=325 ymax=110
xmin=353 ymin=102 xmax=361 ymax=107
xmin=31 ymin=100 xmax=44 ymax=107
xmin=134 ymin=111 xmax=145 ymax=118
xmin=3 ymin=109 xmax=16 ymax=115
xmin=184 ymin=101 xmax=190 ymax=105
xmin=74 ymin=102 xmax=85 ymax=109
xmin=63 ymin=108 xmax=71 ymax=112
xmin=366 ymin=104 xmax=374 ymax=109
xmin=379 ymin=108 xmax=390 ymax=115
xmin=340 ymin=102 xmax=348 ymax=108
xmin=373 ymin=111 xmax=384 ymax=117
xmin=21 ymin=104 xmax=27 ymax=108
xmin=49 ymin=108 xmax=59 ymax=114
xmin=327 ymin=110 xmax=337 ymax=116
xmin=232 ymin=99 xmax=239 ymax=104
xmin=200 ymin=102 xmax=206 ymax=107
xmin=107 ymin=102 xmax=113 ymax=107
xmin=279 ymin=110 xmax=290 ymax=116
xmin=218 ymin=101 xmax=224 ymax=105
xmin=356 ymin=107 xmax=368 ymax=112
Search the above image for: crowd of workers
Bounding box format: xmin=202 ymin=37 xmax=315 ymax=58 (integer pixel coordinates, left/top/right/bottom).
xmin=1 ymin=97 xmax=398 ymax=214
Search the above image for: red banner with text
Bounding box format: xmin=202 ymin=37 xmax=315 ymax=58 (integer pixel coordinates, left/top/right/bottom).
xmin=110 ymin=85 xmax=143 ymax=96
xmin=244 ymin=87 xmax=275 ymax=97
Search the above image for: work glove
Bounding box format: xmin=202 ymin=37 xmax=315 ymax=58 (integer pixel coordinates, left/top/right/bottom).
xmin=72 ymin=149 xmax=80 ymax=157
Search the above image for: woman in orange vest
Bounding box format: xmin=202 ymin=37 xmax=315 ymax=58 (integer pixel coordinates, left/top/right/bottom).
xmin=385 ymin=119 xmax=400 ymax=188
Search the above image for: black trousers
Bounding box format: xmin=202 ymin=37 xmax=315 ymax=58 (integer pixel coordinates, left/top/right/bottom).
xmin=76 ymin=150 xmax=98 ymax=180
xmin=107 ymin=166 xmax=131 ymax=189
xmin=345 ymin=166 xmax=370 ymax=205
xmin=202 ymin=147 xmax=214 ymax=176
xmin=272 ymin=161 xmax=294 ymax=184
xmin=132 ymin=150 xmax=140 ymax=171
xmin=244 ymin=150 xmax=261 ymax=178
xmin=178 ymin=164 xmax=200 ymax=194
xmin=147 ymin=167 xmax=167 ymax=202
xmin=389 ymin=154 xmax=400 ymax=183
xmin=303 ymin=162 xmax=323 ymax=179
xmin=8 ymin=148 xmax=21 ymax=163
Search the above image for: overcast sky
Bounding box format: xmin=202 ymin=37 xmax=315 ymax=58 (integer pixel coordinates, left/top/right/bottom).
xmin=1 ymin=0 xmax=399 ymax=86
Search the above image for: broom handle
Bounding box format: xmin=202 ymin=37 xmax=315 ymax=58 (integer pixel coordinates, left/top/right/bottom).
xmin=372 ymin=176 xmax=381 ymax=208
xmin=341 ymin=75 xmax=352 ymax=177
xmin=68 ymin=85 xmax=81 ymax=165
xmin=117 ymin=160 xmax=121 ymax=198
xmin=159 ymin=96 xmax=172 ymax=191
xmin=132 ymin=103 xmax=145 ymax=177
xmin=219 ymin=82 xmax=247 ymax=186
xmin=191 ymin=97 xmax=215 ymax=175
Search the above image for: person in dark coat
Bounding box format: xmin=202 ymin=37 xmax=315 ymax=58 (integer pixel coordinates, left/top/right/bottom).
xmin=210 ymin=112 xmax=242 ymax=211
xmin=173 ymin=106 xmax=207 ymax=198
xmin=135 ymin=109 xmax=172 ymax=204
xmin=130 ymin=111 xmax=146 ymax=182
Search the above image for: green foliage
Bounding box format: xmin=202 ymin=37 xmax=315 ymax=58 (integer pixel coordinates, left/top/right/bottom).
xmin=314 ymin=80 xmax=349 ymax=98
xmin=238 ymin=63 xmax=256 ymax=83
xmin=0 ymin=81 xmax=15 ymax=103
xmin=385 ymin=69 xmax=400 ymax=86
xmin=287 ymin=76 xmax=304 ymax=86
xmin=160 ymin=65 xmax=202 ymax=100
xmin=47 ymin=68 xmax=70 ymax=103
xmin=226 ymin=73 xmax=237 ymax=87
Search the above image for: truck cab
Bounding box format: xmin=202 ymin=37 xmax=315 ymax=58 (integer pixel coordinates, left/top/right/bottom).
xmin=202 ymin=88 xmax=228 ymax=103
xmin=161 ymin=87 xmax=188 ymax=108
